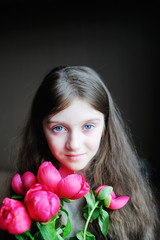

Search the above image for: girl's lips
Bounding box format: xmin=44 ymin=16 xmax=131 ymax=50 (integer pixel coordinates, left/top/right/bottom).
xmin=65 ymin=153 xmax=86 ymax=161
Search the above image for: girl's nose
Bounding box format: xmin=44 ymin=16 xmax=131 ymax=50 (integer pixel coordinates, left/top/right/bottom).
xmin=66 ymin=131 xmax=81 ymax=151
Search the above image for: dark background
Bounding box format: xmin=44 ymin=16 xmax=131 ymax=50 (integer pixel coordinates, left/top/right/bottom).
xmin=0 ymin=2 xmax=159 ymax=190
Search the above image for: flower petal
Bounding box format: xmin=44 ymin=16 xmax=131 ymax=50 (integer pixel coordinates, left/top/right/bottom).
xmin=109 ymin=196 xmax=130 ymax=210
xmin=22 ymin=171 xmax=37 ymax=192
xmin=71 ymin=177 xmax=90 ymax=200
xmin=95 ymin=185 xmax=108 ymax=196
xmin=11 ymin=174 xmax=25 ymax=195
xmin=110 ymin=190 xmax=116 ymax=199
xmin=95 ymin=185 xmax=116 ymax=199
xmin=59 ymin=165 xmax=74 ymax=178
xmin=24 ymin=184 xmax=60 ymax=222
xmin=0 ymin=198 xmax=31 ymax=235
xmin=37 ymin=161 xmax=61 ymax=192
xmin=56 ymin=174 xmax=82 ymax=199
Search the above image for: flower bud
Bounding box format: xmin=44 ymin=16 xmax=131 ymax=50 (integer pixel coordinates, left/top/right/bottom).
xmin=11 ymin=173 xmax=25 ymax=195
xmin=25 ymin=184 xmax=60 ymax=222
xmin=11 ymin=171 xmax=36 ymax=195
xmin=95 ymin=185 xmax=130 ymax=210
xmin=0 ymin=198 xmax=31 ymax=235
xmin=22 ymin=171 xmax=37 ymax=192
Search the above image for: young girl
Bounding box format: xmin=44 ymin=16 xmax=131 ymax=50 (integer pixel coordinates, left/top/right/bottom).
xmin=15 ymin=66 xmax=159 ymax=239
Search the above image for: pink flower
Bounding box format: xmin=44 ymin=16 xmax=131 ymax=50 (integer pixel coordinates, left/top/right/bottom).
xmin=95 ymin=185 xmax=130 ymax=210
xmin=11 ymin=171 xmax=37 ymax=195
xmin=37 ymin=161 xmax=61 ymax=192
xmin=37 ymin=162 xmax=89 ymax=200
xmin=59 ymin=165 xmax=74 ymax=178
xmin=11 ymin=173 xmax=25 ymax=195
xmin=56 ymin=171 xmax=90 ymax=200
xmin=22 ymin=171 xmax=37 ymax=192
xmin=24 ymin=184 xmax=60 ymax=222
xmin=0 ymin=197 xmax=31 ymax=235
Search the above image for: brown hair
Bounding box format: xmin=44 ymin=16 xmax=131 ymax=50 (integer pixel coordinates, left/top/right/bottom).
xmin=17 ymin=66 xmax=159 ymax=239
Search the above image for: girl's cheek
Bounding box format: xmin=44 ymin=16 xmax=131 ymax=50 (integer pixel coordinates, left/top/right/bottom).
xmin=49 ymin=136 xmax=66 ymax=148
xmin=86 ymin=137 xmax=101 ymax=149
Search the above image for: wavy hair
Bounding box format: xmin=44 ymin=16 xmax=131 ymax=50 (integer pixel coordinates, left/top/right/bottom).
xmin=17 ymin=66 xmax=159 ymax=239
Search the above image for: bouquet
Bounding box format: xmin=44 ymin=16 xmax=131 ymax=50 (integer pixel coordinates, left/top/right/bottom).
xmin=0 ymin=161 xmax=129 ymax=239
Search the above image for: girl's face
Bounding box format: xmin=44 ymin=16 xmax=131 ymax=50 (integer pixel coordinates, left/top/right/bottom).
xmin=42 ymin=98 xmax=105 ymax=171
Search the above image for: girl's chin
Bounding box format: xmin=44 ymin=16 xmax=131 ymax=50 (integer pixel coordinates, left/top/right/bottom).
xmin=70 ymin=165 xmax=88 ymax=175
xmin=58 ymin=160 xmax=90 ymax=174
xmin=63 ymin=164 xmax=86 ymax=174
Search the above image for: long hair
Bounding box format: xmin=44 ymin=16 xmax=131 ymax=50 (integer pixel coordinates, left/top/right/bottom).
xmin=16 ymin=66 xmax=159 ymax=239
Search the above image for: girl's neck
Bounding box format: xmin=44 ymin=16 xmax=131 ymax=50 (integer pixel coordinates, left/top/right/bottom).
xmin=74 ymin=168 xmax=86 ymax=176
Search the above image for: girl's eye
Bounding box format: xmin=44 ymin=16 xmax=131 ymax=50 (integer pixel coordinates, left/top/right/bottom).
xmin=53 ymin=126 xmax=64 ymax=132
xmin=84 ymin=124 xmax=94 ymax=130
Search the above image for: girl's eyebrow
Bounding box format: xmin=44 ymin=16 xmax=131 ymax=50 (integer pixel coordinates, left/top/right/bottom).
xmin=46 ymin=118 xmax=102 ymax=124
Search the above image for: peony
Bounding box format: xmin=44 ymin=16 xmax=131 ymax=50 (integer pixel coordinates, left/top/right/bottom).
xmin=24 ymin=183 xmax=60 ymax=222
xmin=95 ymin=185 xmax=130 ymax=209
xmin=0 ymin=161 xmax=130 ymax=239
xmin=0 ymin=197 xmax=31 ymax=235
xmin=11 ymin=171 xmax=36 ymax=195
xmin=36 ymin=161 xmax=90 ymax=200
xmin=37 ymin=161 xmax=61 ymax=192
xmin=56 ymin=172 xmax=90 ymax=200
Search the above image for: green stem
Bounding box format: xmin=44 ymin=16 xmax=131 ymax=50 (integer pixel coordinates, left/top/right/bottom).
xmin=26 ymin=231 xmax=34 ymax=240
xmin=83 ymin=200 xmax=100 ymax=240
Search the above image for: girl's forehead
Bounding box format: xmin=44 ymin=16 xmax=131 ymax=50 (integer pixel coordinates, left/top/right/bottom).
xmin=48 ymin=98 xmax=104 ymax=123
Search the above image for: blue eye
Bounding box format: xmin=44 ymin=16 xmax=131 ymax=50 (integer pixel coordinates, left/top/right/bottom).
xmin=84 ymin=124 xmax=93 ymax=130
xmin=54 ymin=126 xmax=64 ymax=132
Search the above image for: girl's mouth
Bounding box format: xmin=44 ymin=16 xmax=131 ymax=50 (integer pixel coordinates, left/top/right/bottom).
xmin=65 ymin=153 xmax=86 ymax=161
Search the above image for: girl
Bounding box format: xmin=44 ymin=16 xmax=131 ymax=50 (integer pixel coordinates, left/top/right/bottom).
xmin=15 ymin=66 xmax=159 ymax=239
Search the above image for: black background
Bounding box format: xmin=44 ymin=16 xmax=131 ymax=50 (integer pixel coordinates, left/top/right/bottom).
xmin=0 ymin=1 xmax=159 ymax=192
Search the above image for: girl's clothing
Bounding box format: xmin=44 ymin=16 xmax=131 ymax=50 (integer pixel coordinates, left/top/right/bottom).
xmin=61 ymin=198 xmax=85 ymax=239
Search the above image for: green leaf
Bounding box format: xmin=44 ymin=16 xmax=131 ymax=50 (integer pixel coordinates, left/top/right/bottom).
xmin=98 ymin=209 xmax=109 ymax=237
xmin=103 ymin=196 xmax=111 ymax=208
xmin=34 ymin=231 xmax=44 ymax=240
xmin=85 ymin=231 xmax=96 ymax=240
xmin=61 ymin=198 xmax=73 ymax=203
xmin=61 ymin=207 xmax=72 ymax=239
xmin=96 ymin=186 xmax=113 ymax=201
xmin=55 ymin=214 xmax=62 ymax=225
xmin=36 ymin=222 xmax=58 ymax=240
xmin=76 ymin=231 xmax=84 ymax=240
xmin=82 ymin=206 xmax=89 ymax=220
xmin=15 ymin=230 xmax=34 ymax=240
xmin=25 ymin=231 xmax=35 ymax=240
xmin=11 ymin=195 xmax=24 ymax=200
xmin=91 ymin=208 xmax=100 ymax=221
xmin=84 ymin=190 xmax=96 ymax=214
xmin=55 ymin=233 xmax=64 ymax=240
xmin=60 ymin=199 xmax=64 ymax=208
xmin=83 ymin=206 xmax=100 ymax=223
xmin=76 ymin=230 xmax=96 ymax=240
xmin=15 ymin=234 xmax=26 ymax=240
